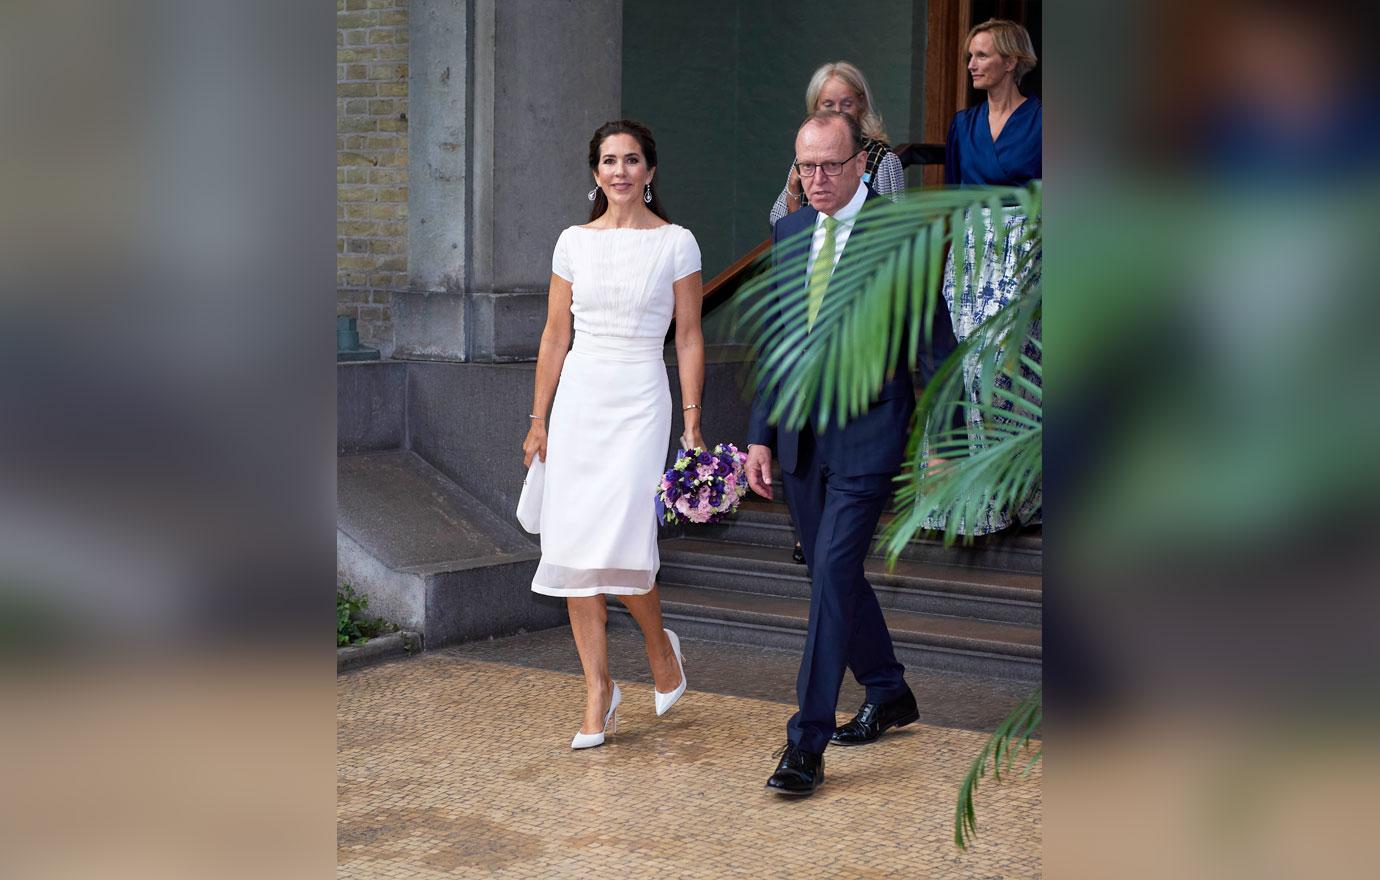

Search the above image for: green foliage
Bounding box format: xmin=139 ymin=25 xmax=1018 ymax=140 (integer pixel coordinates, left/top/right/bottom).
xmin=736 ymin=185 xmax=1035 ymax=425
xmin=337 ymin=582 xmax=394 ymax=647
xmin=734 ymin=182 xmax=1042 ymax=547
xmin=955 ymin=687 xmax=1042 ymax=849
xmin=886 ymin=317 xmax=1042 ymax=549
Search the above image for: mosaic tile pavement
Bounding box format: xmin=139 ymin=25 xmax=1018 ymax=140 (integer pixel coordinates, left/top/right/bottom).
xmin=443 ymin=625 xmax=1036 ymax=733
xmin=338 ymin=652 xmax=1042 ymax=878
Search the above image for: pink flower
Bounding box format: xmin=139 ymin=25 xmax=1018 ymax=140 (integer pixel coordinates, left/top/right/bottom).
xmin=657 ymin=439 xmax=750 ymax=525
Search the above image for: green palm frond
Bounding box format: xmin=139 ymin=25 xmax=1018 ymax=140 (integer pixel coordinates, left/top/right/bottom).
xmin=734 ymin=184 xmax=1039 ymax=436
xmin=887 ymin=325 xmax=1042 ymax=550
xmin=733 ymin=182 xmax=1042 ymax=549
xmin=955 ymin=686 xmax=1042 ymax=849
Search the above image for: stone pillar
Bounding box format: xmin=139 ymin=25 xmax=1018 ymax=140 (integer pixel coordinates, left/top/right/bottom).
xmin=396 ymin=0 xmax=468 ymax=360
xmin=397 ymin=0 xmax=622 ymax=362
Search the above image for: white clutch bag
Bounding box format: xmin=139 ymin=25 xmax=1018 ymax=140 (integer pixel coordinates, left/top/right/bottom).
xmin=516 ymin=456 xmax=544 ymax=534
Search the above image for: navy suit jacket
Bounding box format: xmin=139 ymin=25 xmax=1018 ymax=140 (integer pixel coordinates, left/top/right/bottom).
xmin=747 ymin=190 xmax=961 ymax=478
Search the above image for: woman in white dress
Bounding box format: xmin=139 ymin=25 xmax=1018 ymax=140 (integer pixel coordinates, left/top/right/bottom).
xmin=522 ymin=120 xmax=704 ymax=750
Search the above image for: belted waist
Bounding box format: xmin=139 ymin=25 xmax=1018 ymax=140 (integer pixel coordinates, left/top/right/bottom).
xmin=571 ymin=333 xmax=665 ymax=363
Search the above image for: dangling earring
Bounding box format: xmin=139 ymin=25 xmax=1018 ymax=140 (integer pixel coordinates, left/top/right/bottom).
xmin=588 ymin=187 xmax=598 ymax=202
xmin=643 ymin=182 xmax=653 ymax=204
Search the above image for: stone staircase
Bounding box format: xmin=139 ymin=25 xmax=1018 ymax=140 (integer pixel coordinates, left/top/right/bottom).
xmin=336 ymin=449 xmax=563 ymax=647
xmin=610 ymin=497 xmax=1042 ymax=681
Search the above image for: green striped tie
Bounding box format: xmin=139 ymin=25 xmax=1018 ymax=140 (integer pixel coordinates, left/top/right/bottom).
xmin=806 ymin=215 xmax=839 ymax=330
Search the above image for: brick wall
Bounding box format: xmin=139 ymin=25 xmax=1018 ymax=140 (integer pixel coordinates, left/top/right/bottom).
xmin=337 ymin=0 xmax=408 ymax=355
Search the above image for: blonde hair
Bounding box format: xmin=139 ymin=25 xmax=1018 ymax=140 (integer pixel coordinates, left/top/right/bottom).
xmin=804 ymin=61 xmax=889 ymax=144
xmin=965 ymin=19 xmax=1038 ymax=84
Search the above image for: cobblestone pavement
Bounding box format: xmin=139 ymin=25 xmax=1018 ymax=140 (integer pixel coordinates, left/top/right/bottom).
xmin=443 ymin=625 xmax=1037 ymax=733
xmin=339 ymin=641 xmax=1042 ymax=878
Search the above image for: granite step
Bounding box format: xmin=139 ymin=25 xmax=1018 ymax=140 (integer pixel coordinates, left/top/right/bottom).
xmin=658 ymin=537 xmax=1041 ymax=626
xmin=609 ymin=582 xmax=1040 ymax=681
xmin=692 ymin=498 xmax=1043 ymax=574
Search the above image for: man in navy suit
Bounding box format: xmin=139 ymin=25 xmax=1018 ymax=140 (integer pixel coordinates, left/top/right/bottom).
xmin=746 ymin=110 xmax=960 ymax=796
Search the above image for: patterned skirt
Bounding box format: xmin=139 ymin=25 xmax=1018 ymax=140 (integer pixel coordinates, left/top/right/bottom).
xmin=925 ymin=206 xmax=1042 ymax=536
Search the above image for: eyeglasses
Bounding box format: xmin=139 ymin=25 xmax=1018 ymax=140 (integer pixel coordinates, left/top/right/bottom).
xmin=793 ymin=149 xmax=863 ymax=178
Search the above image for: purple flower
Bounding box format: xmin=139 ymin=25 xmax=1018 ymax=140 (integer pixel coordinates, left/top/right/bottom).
xmin=656 ymin=438 xmax=750 ymax=525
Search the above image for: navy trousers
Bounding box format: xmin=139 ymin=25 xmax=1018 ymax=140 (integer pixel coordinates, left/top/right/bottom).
xmin=783 ymin=427 xmax=909 ymax=754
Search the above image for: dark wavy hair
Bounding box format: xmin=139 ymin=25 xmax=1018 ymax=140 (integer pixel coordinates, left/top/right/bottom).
xmin=587 ymin=119 xmax=670 ymax=223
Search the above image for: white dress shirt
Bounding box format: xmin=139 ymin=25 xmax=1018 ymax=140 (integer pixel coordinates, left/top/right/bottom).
xmin=809 ymin=178 xmax=869 ymax=276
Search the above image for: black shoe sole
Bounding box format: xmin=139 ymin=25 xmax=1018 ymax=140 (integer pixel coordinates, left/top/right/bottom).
xmin=765 ymin=782 xmax=822 ymax=797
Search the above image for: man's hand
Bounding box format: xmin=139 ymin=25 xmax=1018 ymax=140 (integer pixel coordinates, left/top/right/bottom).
xmin=746 ymin=444 xmax=774 ymax=500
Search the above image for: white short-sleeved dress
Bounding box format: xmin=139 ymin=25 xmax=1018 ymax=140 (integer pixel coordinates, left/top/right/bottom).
xmin=530 ymin=223 xmax=702 ymax=598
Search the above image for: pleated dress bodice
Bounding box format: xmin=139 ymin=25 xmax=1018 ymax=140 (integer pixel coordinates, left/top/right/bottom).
xmin=552 ymin=224 xmax=700 ymax=339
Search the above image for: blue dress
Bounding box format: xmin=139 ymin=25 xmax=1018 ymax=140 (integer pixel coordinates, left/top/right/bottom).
xmin=944 ymin=97 xmax=1042 ymax=186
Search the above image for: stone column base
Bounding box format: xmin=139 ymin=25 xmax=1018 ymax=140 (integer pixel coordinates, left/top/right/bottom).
xmin=392 ymin=289 xmax=547 ymax=362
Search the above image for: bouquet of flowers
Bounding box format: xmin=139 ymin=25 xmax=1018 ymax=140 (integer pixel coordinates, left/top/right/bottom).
xmin=656 ymin=442 xmax=749 ymax=525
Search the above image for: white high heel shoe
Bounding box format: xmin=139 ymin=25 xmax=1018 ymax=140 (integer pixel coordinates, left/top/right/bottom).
xmin=654 ymin=629 xmax=688 ymax=716
xmin=571 ymin=683 xmax=621 ymax=750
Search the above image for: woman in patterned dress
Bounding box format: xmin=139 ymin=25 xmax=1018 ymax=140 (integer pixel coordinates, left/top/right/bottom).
xmin=936 ymin=19 xmax=1042 ymax=534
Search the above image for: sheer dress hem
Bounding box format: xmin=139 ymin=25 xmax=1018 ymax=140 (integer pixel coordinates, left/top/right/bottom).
xmin=530 ymin=561 xmax=655 ymax=597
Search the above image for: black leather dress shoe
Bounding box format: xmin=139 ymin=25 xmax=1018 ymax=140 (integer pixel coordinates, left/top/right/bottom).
xmin=830 ymin=689 xmax=920 ymax=746
xmin=765 ymin=743 xmax=823 ymax=796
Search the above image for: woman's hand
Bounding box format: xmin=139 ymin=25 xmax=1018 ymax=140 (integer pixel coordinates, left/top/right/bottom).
xmin=680 ymin=427 xmax=705 ymax=451
xmin=523 ymin=421 xmax=548 ymax=468
xmin=784 ymin=166 xmax=805 ymax=215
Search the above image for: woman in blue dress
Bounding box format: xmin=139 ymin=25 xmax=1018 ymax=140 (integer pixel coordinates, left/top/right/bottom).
xmin=935 ymin=18 xmax=1042 ymax=535
xmin=945 ymin=18 xmax=1041 ymax=187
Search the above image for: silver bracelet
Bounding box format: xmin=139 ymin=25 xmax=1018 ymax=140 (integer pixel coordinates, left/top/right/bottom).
xmin=528 ymin=414 xmax=545 ymax=421
xmin=682 ymin=403 xmax=701 ymax=411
